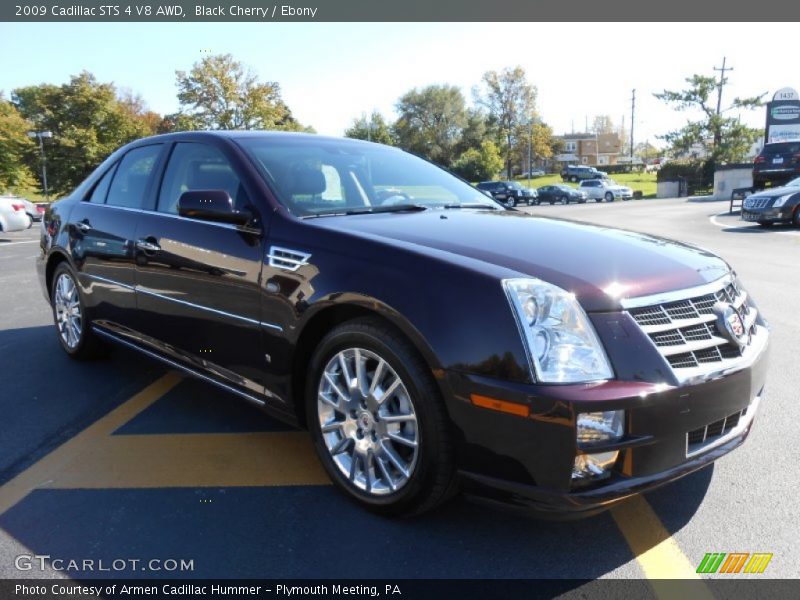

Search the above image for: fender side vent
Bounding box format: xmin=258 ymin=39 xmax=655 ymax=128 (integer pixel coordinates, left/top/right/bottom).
xmin=268 ymin=246 xmax=311 ymax=272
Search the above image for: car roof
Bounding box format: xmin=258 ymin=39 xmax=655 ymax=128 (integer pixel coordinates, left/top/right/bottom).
xmin=124 ymin=130 xmax=391 ymax=150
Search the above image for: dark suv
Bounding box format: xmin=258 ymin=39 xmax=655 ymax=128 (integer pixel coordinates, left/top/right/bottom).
xmin=476 ymin=181 xmax=537 ymax=207
xmin=561 ymin=165 xmax=608 ymax=182
xmin=38 ymin=132 xmax=769 ymax=518
xmin=753 ymin=141 xmax=800 ymax=188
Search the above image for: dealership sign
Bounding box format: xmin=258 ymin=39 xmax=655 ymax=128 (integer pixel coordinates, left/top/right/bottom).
xmin=766 ymin=87 xmax=800 ymax=143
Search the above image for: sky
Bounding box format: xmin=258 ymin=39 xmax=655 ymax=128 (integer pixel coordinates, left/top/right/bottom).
xmin=1 ymin=22 xmax=797 ymax=147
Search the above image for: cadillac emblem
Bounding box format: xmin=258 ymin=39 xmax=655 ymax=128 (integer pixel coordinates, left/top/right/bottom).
xmin=714 ymin=302 xmax=748 ymax=348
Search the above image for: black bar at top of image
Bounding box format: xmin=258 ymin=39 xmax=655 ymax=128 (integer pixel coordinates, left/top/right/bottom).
xmin=2 ymin=0 xmax=799 ymax=22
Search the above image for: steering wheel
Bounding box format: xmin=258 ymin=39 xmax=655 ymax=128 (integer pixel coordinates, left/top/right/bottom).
xmin=376 ymin=189 xmax=413 ymax=206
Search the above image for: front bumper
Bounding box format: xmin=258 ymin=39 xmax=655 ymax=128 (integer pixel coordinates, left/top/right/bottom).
xmin=444 ymin=330 xmax=768 ymax=516
xmin=741 ymin=206 xmax=794 ymax=223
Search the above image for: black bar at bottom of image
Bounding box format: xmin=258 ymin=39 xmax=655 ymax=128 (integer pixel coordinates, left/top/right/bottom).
xmin=2 ymin=579 xmax=798 ymax=600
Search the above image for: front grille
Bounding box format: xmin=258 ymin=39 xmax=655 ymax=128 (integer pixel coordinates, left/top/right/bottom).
xmin=743 ymin=197 xmax=772 ymax=209
xmin=627 ymin=277 xmax=761 ymax=378
xmin=687 ymin=409 xmax=745 ymax=454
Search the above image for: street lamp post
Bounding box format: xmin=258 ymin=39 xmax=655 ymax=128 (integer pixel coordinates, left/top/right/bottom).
xmin=28 ymin=131 xmax=53 ymax=201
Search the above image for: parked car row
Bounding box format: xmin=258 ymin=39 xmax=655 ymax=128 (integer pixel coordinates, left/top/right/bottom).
xmin=478 ymin=177 xmax=634 ymax=207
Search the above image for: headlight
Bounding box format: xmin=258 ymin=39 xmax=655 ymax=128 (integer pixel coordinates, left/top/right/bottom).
xmin=773 ymin=193 xmax=794 ymax=207
xmin=503 ymin=278 xmax=614 ymax=383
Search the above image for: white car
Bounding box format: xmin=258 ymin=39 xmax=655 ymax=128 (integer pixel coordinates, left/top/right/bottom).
xmin=0 ymin=196 xmax=33 ymax=232
xmin=578 ymin=178 xmax=634 ymax=202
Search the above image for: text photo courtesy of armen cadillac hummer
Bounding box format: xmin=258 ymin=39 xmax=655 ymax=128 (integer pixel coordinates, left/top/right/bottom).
xmin=0 ymin=8 xmax=799 ymax=597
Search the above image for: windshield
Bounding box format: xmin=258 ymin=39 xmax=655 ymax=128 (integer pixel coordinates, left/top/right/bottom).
xmin=237 ymin=137 xmax=499 ymax=216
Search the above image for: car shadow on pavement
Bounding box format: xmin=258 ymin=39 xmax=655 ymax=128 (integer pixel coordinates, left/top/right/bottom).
xmin=0 ymin=325 xmax=714 ymax=582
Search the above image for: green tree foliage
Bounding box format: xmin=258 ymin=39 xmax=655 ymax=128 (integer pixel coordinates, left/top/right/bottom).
xmin=0 ymin=95 xmax=38 ymax=194
xmin=654 ymin=74 xmax=765 ymax=163
xmin=510 ymin=121 xmax=557 ymax=173
xmin=452 ymin=140 xmax=503 ymax=182
xmin=344 ymin=111 xmax=394 ymax=145
xmin=393 ymin=85 xmax=468 ymax=166
xmin=13 ymin=72 xmax=160 ymax=195
xmin=174 ymin=54 xmax=308 ymax=131
xmin=476 ymin=66 xmax=538 ymax=178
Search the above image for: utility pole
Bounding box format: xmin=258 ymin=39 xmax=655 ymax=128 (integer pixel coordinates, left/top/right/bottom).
xmin=27 ymin=130 xmax=53 ymax=200
xmin=713 ymin=57 xmax=733 ymax=149
xmin=630 ymin=89 xmax=636 ymax=163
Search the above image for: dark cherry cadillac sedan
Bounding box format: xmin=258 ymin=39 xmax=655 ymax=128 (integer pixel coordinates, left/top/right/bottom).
xmin=37 ymin=132 xmax=769 ymax=517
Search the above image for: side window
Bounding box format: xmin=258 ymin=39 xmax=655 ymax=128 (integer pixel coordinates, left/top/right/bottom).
xmin=87 ymin=163 xmax=117 ymax=204
xmin=106 ymin=145 xmax=162 ymax=209
xmin=158 ymin=143 xmax=248 ymax=214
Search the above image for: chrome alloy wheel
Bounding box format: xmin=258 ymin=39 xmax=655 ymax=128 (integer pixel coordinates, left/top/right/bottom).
xmin=54 ymin=273 xmax=82 ymax=349
xmin=317 ymin=348 xmax=419 ymax=496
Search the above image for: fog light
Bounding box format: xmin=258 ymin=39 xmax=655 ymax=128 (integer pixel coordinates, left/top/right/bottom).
xmin=572 ymin=450 xmax=619 ymax=483
xmin=576 ymin=410 xmax=624 ymax=445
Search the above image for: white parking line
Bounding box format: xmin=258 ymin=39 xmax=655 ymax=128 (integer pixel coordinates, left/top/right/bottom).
xmin=708 ymin=211 xmax=800 ymax=236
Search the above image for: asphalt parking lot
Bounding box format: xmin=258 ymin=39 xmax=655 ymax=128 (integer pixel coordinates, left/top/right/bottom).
xmin=0 ymin=199 xmax=797 ymax=586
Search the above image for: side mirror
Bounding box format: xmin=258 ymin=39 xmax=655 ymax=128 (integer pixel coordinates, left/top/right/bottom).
xmin=178 ymin=190 xmax=251 ymax=226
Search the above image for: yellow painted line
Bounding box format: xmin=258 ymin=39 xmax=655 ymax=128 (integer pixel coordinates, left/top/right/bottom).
xmin=48 ymin=432 xmax=330 ymax=489
xmin=611 ymin=496 xmax=715 ymax=599
xmin=0 ymin=372 xmax=182 ymax=516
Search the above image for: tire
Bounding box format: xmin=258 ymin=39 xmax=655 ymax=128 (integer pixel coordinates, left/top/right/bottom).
xmin=793 ymin=207 xmax=800 ymax=228
xmin=605 ymin=192 xmax=614 ymax=202
xmin=50 ymin=263 xmax=108 ymax=359
xmin=757 ymin=221 xmax=773 ymax=228
xmin=506 ymin=196 xmax=517 ymax=208
xmin=595 ymin=198 xmax=601 ymax=203
xmin=560 ymin=196 xmax=568 ymax=205
xmin=26 ymin=214 xmax=35 ymax=228
xmin=526 ymin=198 xmax=532 ymax=206
xmin=569 ymin=176 xmax=577 ymax=183
xmin=306 ymin=317 xmax=456 ymax=517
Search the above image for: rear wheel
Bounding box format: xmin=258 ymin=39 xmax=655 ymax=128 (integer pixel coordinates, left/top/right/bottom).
xmin=50 ymin=263 xmax=108 ymax=359
xmin=757 ymin=221 xmax=773 ymax=228
xmin=306 ymin=318 xmax=456 ymax=516
xmin=793 ymin=207 xmax=800 ymax=228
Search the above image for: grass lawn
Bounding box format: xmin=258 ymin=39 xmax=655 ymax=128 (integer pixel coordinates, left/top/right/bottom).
xmin=512 ymin=172 xmax=658 ymax=199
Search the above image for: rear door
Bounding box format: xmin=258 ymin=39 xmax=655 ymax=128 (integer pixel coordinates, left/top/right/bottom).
xmin=133 ymin=141 xmax=269 ymax=397
xmin=67 ymin=143 xmax=163 ymax=329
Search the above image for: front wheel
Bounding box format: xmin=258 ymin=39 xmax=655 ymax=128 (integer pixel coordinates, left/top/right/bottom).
xmin=560 ymin=196 xmax=568 ymax=205
xmin=605 ymin=192 xmax=614 ymax=202
xmin=50 ymin=263 xmax=108 ymax=359
xmin=757 ymin=221 xmax=773 ymax=228
xmin=792 ymin=208 xmax=800 ymax=228
xmin=306 ymin=318 xmax=456 ymax=516
xmin=506 ymin=197 xmax=517 ymax=208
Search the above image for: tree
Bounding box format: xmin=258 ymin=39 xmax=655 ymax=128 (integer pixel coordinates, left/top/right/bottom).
xmin=654 ymin=73 xmax=765 ymax=163
xmin=476 ymin=66 xmax=538 ymax=178
xmin=0 ymin=95 xmax=38 ymax=194
xmin=175 ymin=53 xmax=307 ymax=131
xmin=591 ymin=115 xmax=615 ymax=134
xmin=452 ymin=140 xmax=504 ymax=182
xmin=344 ymin=111 xmax=394 ymax=145
xmin=393 ymin=85 xmax=468 ymax=166
xmin=510 ymin=121 xmax=557 ymax=173
xmin=13 ymin=72 xmax=160 ymax=195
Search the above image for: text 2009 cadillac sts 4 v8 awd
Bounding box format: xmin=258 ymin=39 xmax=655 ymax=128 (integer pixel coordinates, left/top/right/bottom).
xmin=37 ymin=132 xmax=769 ymax=517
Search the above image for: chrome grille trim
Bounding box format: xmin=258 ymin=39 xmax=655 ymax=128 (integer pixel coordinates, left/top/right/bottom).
xmin=621 ymin=275 xmax=768 ymax=385
xmin=268 ymin=246 xmax=311 ymax=272
xmin=743 ymin=197 xmax=772 ymax=210
xmin=686 ymin=394 xmax=761 ymax=458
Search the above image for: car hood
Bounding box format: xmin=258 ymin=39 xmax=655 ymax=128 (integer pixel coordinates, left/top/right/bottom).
xmin=749 ymin=184 xmax=800 ymax=199
xmin=309 ymin=210 xmax=730 ymax=311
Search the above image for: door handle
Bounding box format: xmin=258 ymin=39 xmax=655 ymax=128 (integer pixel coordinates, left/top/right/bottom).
xmin=75 ymin=220 xmax=92 ymax=233
xmin=136 ymin=238 xmax=161 ymax=252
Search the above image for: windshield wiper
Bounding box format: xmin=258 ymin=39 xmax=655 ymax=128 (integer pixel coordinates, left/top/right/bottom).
xmin=302 ymin=204 xmax=429 ymax=218
xmin=440 ymin=203 xmax=501 ymax=210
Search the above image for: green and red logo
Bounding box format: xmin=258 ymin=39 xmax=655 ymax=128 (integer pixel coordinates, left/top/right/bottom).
xmin=696 ymin=552 xmax=772 ymax=574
